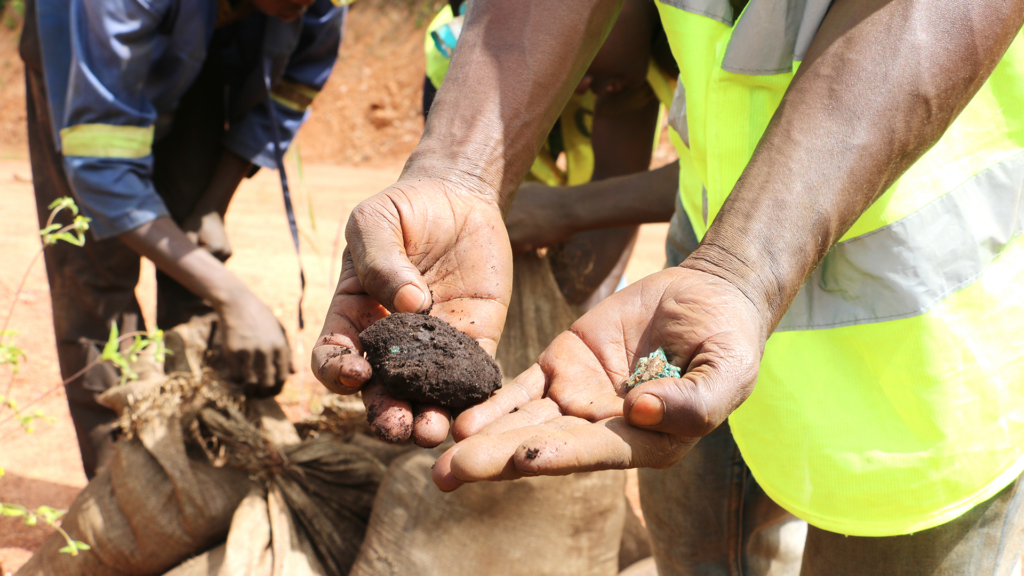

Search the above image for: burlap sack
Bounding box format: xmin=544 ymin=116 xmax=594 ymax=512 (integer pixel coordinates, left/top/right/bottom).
xmin=495 ymin=250 xmax=582 ymax=381
xmin=619 ymin=557 xmax=658 ymax=576
xmin=162 ymin=484 xmax=324 ymax=576
xmin=18 ymin=372 xmax=386 ymax=576
xmin=160 ymin=428 xmax=386 ymax=576
xmin=618 ymin=498 xmax=652 ymax=572
xmin=16 ymin=375 xmax=255 ymax=576
xmin=350 ymin=448 xmax=627 ymax=576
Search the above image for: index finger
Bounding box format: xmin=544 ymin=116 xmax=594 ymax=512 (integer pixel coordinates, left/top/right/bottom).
xmin=441 ymin=417 xmax=693 ymax=488
xmin=452 ymin=363 xmax=548 ymax=441
xmin=312 ymin=252 xmax=389 ymax=395
xmin=511 ymin=417 xmax=696 ymax=474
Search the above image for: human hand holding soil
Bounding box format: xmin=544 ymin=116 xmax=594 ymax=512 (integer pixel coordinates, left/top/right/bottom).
xmin=430 ymin=265 xmax=767 ymax=490
xmin=311 ymin=179 xmax=512 ymax=447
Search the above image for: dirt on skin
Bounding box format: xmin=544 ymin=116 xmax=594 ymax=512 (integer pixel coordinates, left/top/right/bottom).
xmin=0 ymin=0 xmax=671 ymax=568
xmin=360 ymin=313 xmax=502 ymax=411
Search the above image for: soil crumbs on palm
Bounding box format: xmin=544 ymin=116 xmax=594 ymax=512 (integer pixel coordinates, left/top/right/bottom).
xmin=359 ymin=313 xmax=502 ymax=411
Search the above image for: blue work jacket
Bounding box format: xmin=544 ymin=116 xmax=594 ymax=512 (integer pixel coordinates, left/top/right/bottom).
xmin=36 ymin=0 xmax=345 ymax=239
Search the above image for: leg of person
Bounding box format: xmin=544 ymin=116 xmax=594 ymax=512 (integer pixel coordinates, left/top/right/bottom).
xmin=20 ymin=0 xmax=145 ymax=478
xmin=639 ymin=421 xmax=807 ymax=576
xmin=150 ymin=48 xmax=227 ymax=330
xmin=801 ymin=475 xmax=1024 ymax=576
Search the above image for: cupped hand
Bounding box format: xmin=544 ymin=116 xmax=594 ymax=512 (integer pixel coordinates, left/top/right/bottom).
xmin=183 ymin=211 xmax=232 ymax=262
xmin=311 ymin=179 xmax=512 ymax=447
xmin=217 ymin=290 xmax=293 ymax=397
xmin=504 ymin=183 xmax=577 ymax=253
xmin=431 ymin=265 xmax=766 ymax=490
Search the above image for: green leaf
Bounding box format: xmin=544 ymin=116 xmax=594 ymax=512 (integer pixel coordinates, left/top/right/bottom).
xmin=101 ymin=324 xmax=135 ymax=385
xmin=41 ymin=214 xmax=90 ymax=247
xmin=24 ymin=513 xmax=38 ymax=526
xmin=46 ymin=196 xmax=79 ymax=217
xmin=1 ymin=504 xmax=27 ymax=517
xmin=151 ymin=329 xmax=168 ymax=362
xmin=101 ymin=323 xmax=122 ymax=362
xmin=0 ymin=330 xmax=28 ymax=373
xmin=72 ymin=215 xmax=91 ymax=232
xmin=75 ymin=541 xmax=91 ymax=550
xmin=58 ymin=545 xmax=76 ymax=555
xmin=48 ymin=231 xmax=85 ymax=247
xmin=35 ymin=505 xmax=66 ymax=524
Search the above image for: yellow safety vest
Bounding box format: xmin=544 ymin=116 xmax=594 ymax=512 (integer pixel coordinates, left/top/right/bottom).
xmin=657 ymin=0 xmax=1024 ymax=537
xmin=426 ymin=6 xmax=676 ymax=186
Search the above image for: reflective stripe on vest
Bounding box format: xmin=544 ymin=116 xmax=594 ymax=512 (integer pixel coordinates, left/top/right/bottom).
xmin=60 ymin=124 xmax=154 ymax=159
xmin=271 ymin=79 xmax=319 ymax=113
xmin=657 ymin=0 xmax=1024 ymax=536
xmin=424 ymin=6 xmax=455 ymax=91
xmin=780 ymin=151 xmax=1024 ymax=331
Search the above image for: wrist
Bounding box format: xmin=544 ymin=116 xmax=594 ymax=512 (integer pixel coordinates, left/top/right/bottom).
xmin=204 ymin=271 xmax=251 ymax=313
xmin=678 ymin=242 xmax=787 ymax=341
xmin=401 ymin=140 xmax=534 ymax=213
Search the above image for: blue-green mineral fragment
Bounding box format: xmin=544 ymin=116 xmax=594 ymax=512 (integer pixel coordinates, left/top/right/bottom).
xmin=626 ymin=347 xmax=681 ymax=389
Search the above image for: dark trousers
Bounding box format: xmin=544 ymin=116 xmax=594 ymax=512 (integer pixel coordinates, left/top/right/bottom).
xmin=20 ymin=0 xmax=226 ymax=478
xmin=640 ymin=422 xmax=1024 ymax=576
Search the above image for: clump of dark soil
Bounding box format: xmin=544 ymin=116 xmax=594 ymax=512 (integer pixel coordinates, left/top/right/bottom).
xmin=359 ymin=313 xmax=502 ymax=411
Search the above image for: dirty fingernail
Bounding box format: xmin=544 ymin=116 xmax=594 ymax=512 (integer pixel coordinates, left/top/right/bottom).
xmin=394 ymin=284 xmax=428 ymax=313
xmin=629 ymin=394 xmax=665 ymax=427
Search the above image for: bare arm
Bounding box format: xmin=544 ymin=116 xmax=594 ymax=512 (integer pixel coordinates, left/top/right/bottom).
xmin=399 ymin=0 xmax=626 ymax=211
xmin=187 ymin=148 xmax=251 ymax=219
xmin=314 ymin=0 xmax=626 ymax=446
xmin=550 ymin=89 xmax=664 ymax=304
xmin=121 ymin=217 xmax=291 ymax=395
xmin=506 ymin=162 xmax=677 ymax=252
xmin=435 ymin=0 xmax=1024 ymax=486
xmin=688 ymin=0 xmax=1024 ymax=338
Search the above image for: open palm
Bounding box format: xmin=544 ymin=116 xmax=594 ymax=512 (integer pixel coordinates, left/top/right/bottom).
xmin=312 ymin=179 xmax=512 ymax=446
xmin=432 ymin=265 xmax=766 ymax=490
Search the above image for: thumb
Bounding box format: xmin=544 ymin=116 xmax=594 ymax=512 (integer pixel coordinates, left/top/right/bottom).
xmin=345 ymin=203 xmax=432 ymax=314
xmin=622 ymin=346 xmax=758 ymax=438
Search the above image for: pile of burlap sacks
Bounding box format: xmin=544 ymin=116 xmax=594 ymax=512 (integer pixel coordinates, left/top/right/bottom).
xmin=18 ymin=250 xmax=653 ymax=576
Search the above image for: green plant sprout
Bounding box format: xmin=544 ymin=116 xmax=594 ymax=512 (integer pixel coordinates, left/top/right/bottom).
xmin=2 ymin=0 xmax=24 ymax=31
xmin=0 ymin=325 xmax=169 ymax=437
xmin=0 ymin=197 xmax=92 ymax=428
xmin=0 ymin=330 xmax=25 ymax=373
xmin=0 ymin=396 xmax=55 ymax=433
xmin=0 ymin=469 xmax=90 ymax=556
xmin=101 ymin=323 xmax=168 ymax=386
xmin=39 ymin=197 xmax=91 ymax=247
xmin=0 ymin=196 xmax=134 ymax=557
